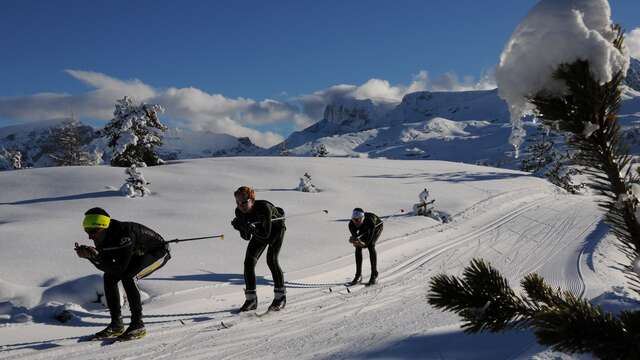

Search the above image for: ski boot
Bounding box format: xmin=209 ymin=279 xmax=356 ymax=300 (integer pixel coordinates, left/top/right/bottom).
xmin=348 ymin=274 xmax=361 ymax=286
xmin=237 ymin=289 xmax=258 ymax=312
xmin=268 ymin=288 xmax=286 ymax=312
xmin=91 ymin=319 xmax=125 ymax=340
xmin=366 ymin=273 xmax=378 ymax=286
xmin=116 ymin=321 xmax=146 ymax=341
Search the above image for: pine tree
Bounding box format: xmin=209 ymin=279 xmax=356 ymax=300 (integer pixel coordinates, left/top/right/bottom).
xmin=47 ymin=120 xmax=95 ymax=166
xmin=279 ymin=141 xmax=291 ymax=156
xmin=296 ymin=172 xmax=318 ymax=192
xmin=312 ymin=144 xmax=329 ymax=157
xmin=0 ymin=148 xmax=22 ymax=170
xmin=102 ymin=97 xmax=167 ymax=167
xmin=520 ymin=126 xmax=584 ymax=194
xmin=428 ymin=27 xmax=640 ymax=359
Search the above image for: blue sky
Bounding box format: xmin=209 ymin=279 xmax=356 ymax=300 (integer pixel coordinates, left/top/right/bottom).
xmin=1 ymin=0 xmax=639 ymax=146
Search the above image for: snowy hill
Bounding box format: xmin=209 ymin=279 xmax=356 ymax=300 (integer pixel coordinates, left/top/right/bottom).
xmin=0 ymin=157 xmax=630 ymax=359
xmin=159 ymin=128 xmax=263 ymax=160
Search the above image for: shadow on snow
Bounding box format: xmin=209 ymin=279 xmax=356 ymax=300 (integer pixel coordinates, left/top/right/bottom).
xmin=2 ymin=190 xmax=122 ymax=205
xmin=335 ymin=328 xmax=539 ymax=360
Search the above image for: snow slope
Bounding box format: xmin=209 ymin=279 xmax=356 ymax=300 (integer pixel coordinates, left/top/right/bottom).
xmin=0 ymin=157 xmax=633 ymax=359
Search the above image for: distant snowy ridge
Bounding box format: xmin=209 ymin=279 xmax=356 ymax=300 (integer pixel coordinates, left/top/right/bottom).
xmin=273 ymin=60 xmax=640 ymax=166
xmin=159 ymin=128 xmax=263 ymax=160
xmin=1 ymin=58 xmax=638 ymax=170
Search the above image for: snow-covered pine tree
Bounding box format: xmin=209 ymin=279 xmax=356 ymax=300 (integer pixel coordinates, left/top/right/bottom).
xmin=120 ymin=165 xmax=151 ymax=197
xmin=102 ymin=97 xmax=167 ymax=167
xmin=312 ymin=144 xmax=329 ymax=157
xmin=429 ymin=27 xmax=640 ymax=359
xmin=279 ymin=141 xmax=291 ymax=156
xmin=520 ymin=126 xmax=584 ymax=194
xmin=47 ymin=120 xmax=97 ymax=166
xmin=0 ymin=148 xmax=22 ymax=170
xmin=296 ymin=172 xmax=318 ymax=192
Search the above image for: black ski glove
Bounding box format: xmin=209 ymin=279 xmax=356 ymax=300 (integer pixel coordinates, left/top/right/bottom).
xmin=231 ymin=218 xmax=242 ymax=231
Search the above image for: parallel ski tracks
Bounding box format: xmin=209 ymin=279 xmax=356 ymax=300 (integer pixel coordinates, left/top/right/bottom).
xmin=0 ymin=190 xmax=605 ymax=360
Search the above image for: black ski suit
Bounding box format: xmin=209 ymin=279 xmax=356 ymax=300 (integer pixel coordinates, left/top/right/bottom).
xmin=349 ymin=212 xmax=383 ymax=277
xmin=87 ymin=220 xmax=170 ymax=324
xmin=232 ymin=200 xmax=286 ymax=291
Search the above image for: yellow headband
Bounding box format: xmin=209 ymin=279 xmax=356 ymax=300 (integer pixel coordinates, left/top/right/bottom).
xmin=82 ymin=214 xmax=111 ymax=229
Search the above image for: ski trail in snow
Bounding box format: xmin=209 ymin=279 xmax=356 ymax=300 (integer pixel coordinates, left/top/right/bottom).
xmin=0 ymin=190 xmax=606 ymax=360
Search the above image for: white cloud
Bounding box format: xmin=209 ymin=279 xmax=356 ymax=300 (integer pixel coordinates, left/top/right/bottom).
xmin=65 ymin=70 xmax=156 ymax=100
xmin=0 ymin=68 xmax=497 ymax=146
xmin=0 ymin=71 xmax=295 ymax=147
xmin=296 ymin=70 xmax=495 ymax=122
xmin=428 ymin=70 xmax=497 ymax=92
xmin=627 ymin=28 xmax=640 ymax=59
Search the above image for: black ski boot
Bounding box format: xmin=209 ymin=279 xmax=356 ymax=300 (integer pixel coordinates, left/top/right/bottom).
xmin=366 ymin=273 xmax=378 ymax=286
xmin=348 ymin=274 xmax=361 ymax=286
xmin=268 ymin=288 xmax=286 ymax=311
xmin=92 ymin=318 xmax=125 ymax=339
xmin=237 ymin=289 xmax=258 ymax=312
xmin=117 ymin=321 xmax=146 ymax=341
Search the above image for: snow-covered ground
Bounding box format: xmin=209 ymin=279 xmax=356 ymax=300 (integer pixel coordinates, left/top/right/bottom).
xmin=0 ymin=157 xmax=632 ymax=359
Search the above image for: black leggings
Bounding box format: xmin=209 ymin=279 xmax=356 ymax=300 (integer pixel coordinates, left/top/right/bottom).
xmin=355 ymin=225 xmax=383 ymax=276
xmin=104 ymin=247 xmax=169 ymax=323
xmin=244 ymin=227 xmax=285 ymax=291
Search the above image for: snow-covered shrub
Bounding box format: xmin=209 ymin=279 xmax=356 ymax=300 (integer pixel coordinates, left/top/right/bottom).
xmin=312 ymin=144 xmax=329 ymax=157
xmin=120 ymin=165 xmax=151 ymax=197
xmin=0 ymin=148 xmax=22 ymax=170
xmin=296 ymin=172 xmax=318 ymax=193
xmin=102 ymin=97 xmax=167 ymax=167
xmin=411 ymin=188 xmax=450 ymax=223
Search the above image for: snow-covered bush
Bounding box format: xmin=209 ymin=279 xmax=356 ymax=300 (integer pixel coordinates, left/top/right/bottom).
xmin=0 ymin=148 xmax=22 ymax=170
xmin=102 ymin=97 xmax=167 ymax=167
xmin=120 ymin=165 xmax=151 ymax=197
xmin=312 ymin=144 xmax=329 ymax=157
xmin=411 ymin=188 xmax=451 ymax=223
xmin=296 ymin=172 xmax=318 ymax=193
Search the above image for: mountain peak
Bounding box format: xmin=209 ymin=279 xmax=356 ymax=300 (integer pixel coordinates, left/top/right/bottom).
xmin=625 ymin=57 xmax=640 ymax=91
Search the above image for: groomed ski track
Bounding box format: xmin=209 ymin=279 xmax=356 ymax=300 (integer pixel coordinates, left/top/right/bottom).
xmin=0 ymin=188 xmax=606 ymax=360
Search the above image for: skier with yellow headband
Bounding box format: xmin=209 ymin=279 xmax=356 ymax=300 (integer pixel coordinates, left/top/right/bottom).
xmin=75 ymin=207 xmax=171 ymax=341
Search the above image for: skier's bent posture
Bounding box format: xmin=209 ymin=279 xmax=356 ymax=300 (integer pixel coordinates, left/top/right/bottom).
xmin=231 ymin=186 xmax=287 ymax=312
xmin=348 ymin=208 xmax=383 ymax=286
xmin=75 ymin=207 xmax=171 ymax=340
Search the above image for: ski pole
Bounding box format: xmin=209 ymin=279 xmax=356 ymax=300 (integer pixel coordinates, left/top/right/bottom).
xmin=166 ymin=234 xmax=224 ymax=244
xmin=250 ymin=209 xmax=328 ymax=225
